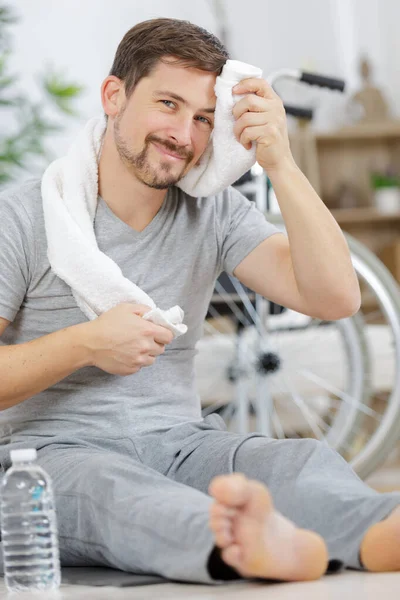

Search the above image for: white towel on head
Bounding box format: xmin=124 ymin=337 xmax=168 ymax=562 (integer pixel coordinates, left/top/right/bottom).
xmin=177 ymin=59 xmax=263 ymax=198
xmin=40 ymin=59 xmax=262 ymax=338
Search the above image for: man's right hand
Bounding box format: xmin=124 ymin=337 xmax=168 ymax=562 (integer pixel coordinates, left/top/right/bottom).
xmin=83 ymin=303 xmax=174 ymax=375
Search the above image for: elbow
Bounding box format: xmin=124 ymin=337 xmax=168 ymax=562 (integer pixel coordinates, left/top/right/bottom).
xmin=0 ymin=390 xmax=24 ymax=411
xmin=0 ymin=394 xmax=13 ymax=411
xmin=312 ymin=289 xmax=361 ymax=321
xmin=328 ymin=297 xmax=361 ymax=321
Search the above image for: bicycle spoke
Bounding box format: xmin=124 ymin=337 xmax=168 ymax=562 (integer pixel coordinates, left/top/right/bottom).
xmin=227 ymin=277 xmax=264 ymax=331
xmin=203 ymin=317 xmax=234 ymax=337
xmin=271 ymin=408 xmax=286 ymax=439
xmin=279 ymin=376 xmax=329 ymax=441
xmin=260 ymin=376 xmax=303 ymax=438
xmin=214 ymin=280 xmax=253 ymax=327
xmin=206 ymin=304 xmax=241 ymax=334
xmin=298 ymin=368 xmax=379 ymax=418
xmin=272 ymin=375 xmax=330 ymax=439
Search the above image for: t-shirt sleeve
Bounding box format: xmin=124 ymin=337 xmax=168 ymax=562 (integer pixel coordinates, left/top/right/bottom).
xmin=0 ymin=192 xmax=35 ymax=321
xmin=217 ymin=186 xmax=282 ymax=275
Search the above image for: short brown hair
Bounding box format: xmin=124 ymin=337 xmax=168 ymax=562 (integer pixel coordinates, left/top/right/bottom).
xmin=109 ymin=18 xmax=229 ymax=98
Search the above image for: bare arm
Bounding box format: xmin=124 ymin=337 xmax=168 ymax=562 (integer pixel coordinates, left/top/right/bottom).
xmin=0 ymin=304 xmax=173 ymax=411
xmin=234 ymin=166 xmax=361 ymax=321
xmin=0 ymin=319 xmax=91 ymax=410
xmin=231 ymin=77 xmax=361 ymax=320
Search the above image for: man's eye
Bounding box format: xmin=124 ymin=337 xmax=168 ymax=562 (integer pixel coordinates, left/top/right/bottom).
xmin=196 ymin=116 xmax=212 ymax=126
xmin=161 ymin=100 xmax=175 ymax=108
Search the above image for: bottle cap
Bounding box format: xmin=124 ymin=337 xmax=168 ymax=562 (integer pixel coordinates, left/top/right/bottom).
xmin=10 ymin=449 xmax=37 ymax=463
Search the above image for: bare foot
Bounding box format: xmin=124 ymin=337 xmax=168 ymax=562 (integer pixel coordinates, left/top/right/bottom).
xmin=209 ymin=473 xmax=328 ymax=582
xmin=360 ymin=505 xmax=400 ymax=571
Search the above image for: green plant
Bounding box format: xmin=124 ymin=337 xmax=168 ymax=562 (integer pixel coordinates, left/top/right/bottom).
xmin=371 ymin=171 xmax=400 ymax=189
xmin=0 ymin=3 xmax=84 ymax=185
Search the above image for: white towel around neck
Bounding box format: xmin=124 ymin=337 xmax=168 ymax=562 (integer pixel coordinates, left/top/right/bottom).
xmin=41 ymin=59 xmax=262 ymax=338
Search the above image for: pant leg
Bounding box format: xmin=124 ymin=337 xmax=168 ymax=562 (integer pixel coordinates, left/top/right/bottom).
xmin=31 ymin=445 xmax=217 ymax=583
xmin=162 ymin=415 xmax=400 ymax=571
xmin=233 ymin=437 xmax=400 ymax=570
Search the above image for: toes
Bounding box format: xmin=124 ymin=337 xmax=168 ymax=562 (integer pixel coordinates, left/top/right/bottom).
xmin=209 ymin=500 xmax=237 ymax=549
xmin=209 ymin=474 xmax=273 ymax=518
xmin=209 ymin=515 xmax=231 ymax=530
xmin=221 ymin=544 xmax=243 ymax=570
xmin=209 ymin=516 xmax=234 ymax=548
xmin=246 ymin=480 xmax=273 ymax=520
xmin=209 ymin=473 xmax=250 ymax=507
xmin=210 ymin=502 xmax=238 ymax=520
xmin=212 ymin=528 xmax=234 ymax=548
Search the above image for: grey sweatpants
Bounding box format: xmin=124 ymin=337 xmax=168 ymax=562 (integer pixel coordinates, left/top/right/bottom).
xmin=6 ymin=414 xmax=400 ymax=584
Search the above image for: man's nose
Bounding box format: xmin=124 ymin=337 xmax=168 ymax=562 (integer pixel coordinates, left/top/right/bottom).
xmin=169 ymin=115 xmax=193 ymax=148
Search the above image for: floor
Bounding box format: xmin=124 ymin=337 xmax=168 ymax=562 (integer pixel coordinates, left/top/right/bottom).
xmin=0 ymin=572 xmax=399 ymax=599
xmin=1 ymin=446 xmax=399 ymax=598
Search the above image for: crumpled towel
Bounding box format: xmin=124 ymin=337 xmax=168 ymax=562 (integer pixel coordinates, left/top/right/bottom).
xmin=177 ymin=59 xmax=262 ymax=197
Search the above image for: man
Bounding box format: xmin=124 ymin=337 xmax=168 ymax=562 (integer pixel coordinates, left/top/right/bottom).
xmin=0 ymin=18 xmax=399 ymax=584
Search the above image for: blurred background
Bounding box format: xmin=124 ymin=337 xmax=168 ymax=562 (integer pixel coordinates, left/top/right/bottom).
xmin=4 ymin=0 xmax=400 ymax=163
xmin=4 ymin=0 xmax=400 ymax=197
xmin=3 ymin=0 xmax=400 ymax=486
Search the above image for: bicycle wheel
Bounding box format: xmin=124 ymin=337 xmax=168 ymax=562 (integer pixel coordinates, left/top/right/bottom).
xmin=198 ymin=281 xmax=371 ymax=457
xmin=344 ymin=234 xmax=400 ymax=478
xmin=196 ymin=230 xmax=400 ymax=480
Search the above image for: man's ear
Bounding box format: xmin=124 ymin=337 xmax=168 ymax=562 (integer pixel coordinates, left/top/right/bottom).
xmin=101 ymin=76 xmax=126 ymax=118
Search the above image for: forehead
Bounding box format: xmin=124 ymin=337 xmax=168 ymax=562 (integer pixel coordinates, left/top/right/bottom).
xmin=142 ymin=60 xmax=217 ymax=107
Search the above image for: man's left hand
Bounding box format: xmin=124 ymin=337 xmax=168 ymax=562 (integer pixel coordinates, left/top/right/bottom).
xmin=232 ymin=78 xmax=294 ymax=173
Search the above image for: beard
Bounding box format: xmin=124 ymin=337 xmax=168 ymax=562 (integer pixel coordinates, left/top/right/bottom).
xmin=114 ymin=114 xmax=194 ymax=190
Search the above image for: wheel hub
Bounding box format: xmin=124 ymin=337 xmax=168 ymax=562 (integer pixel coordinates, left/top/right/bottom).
xmin=257 ymin=351 xmax=281 ymax=374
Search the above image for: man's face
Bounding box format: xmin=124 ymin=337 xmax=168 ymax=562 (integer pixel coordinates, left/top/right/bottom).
xmin=112 ymin=59 xmax=217 ymax=189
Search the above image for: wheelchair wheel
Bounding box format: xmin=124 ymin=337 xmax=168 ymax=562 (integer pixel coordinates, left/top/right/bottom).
xmin=344 ymin=234 xmax=400 ymax=478
xmin=197 ymin=231 xmax=400 ymax=480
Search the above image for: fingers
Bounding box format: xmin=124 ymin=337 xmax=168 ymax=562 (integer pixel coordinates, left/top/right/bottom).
xmin=129 ymin=304 xmax=153 ymax=317
xmin=232 ymin=92 xmax=285 ymax=153
xmin=233 ymin=77 xmax=278 ymax=100
xmin=138 ymin=340 xmax=168 ymax=372
xmin=232 ymin=93 xmax=267 ymax=120
xmin=149 ymin=341 xmax=167 ymax=357
xmin=128 ymin=304 xmax=175 ymax=345
xmin=141 ymin=355 xmax=156 ymax=368
xmin=152 ymin=325 xmax=174 ymax=345
xmin=233 ymin=94 xmax=283 ymax=120
xmin=233 ymin=111 xmax=268 ymax=142
xmin=240 ymin=124 xmax=279 ymax=150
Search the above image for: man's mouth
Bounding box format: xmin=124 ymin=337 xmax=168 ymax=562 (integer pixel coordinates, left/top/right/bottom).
xmin=151 ymin=141 xmax=187 ymax=161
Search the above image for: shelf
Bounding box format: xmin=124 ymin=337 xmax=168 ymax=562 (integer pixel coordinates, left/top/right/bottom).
xmin=315 ymin=121 xmax=400 ymax=142
xmin=331 ymin=207 xmax=400 ymax=225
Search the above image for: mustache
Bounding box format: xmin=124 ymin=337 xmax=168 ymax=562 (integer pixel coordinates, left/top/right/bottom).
xmin=146 ymin=134 xmax=194 ymax=162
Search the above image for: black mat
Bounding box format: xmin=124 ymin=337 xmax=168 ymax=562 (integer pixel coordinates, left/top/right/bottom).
xmin=61 ymin=566 xmax=168 ymax=587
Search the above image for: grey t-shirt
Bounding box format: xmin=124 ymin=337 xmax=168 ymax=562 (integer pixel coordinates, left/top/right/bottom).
xmin=0 ymin=179 xmax=279 ymax=446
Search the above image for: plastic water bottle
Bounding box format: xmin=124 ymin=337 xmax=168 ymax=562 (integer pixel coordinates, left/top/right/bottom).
xmin=0 ymin=449 xmax=61 ymax=592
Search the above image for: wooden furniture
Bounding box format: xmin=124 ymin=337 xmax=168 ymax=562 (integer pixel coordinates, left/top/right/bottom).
xmin=290 ymin=122 xmax=400 ymax=283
